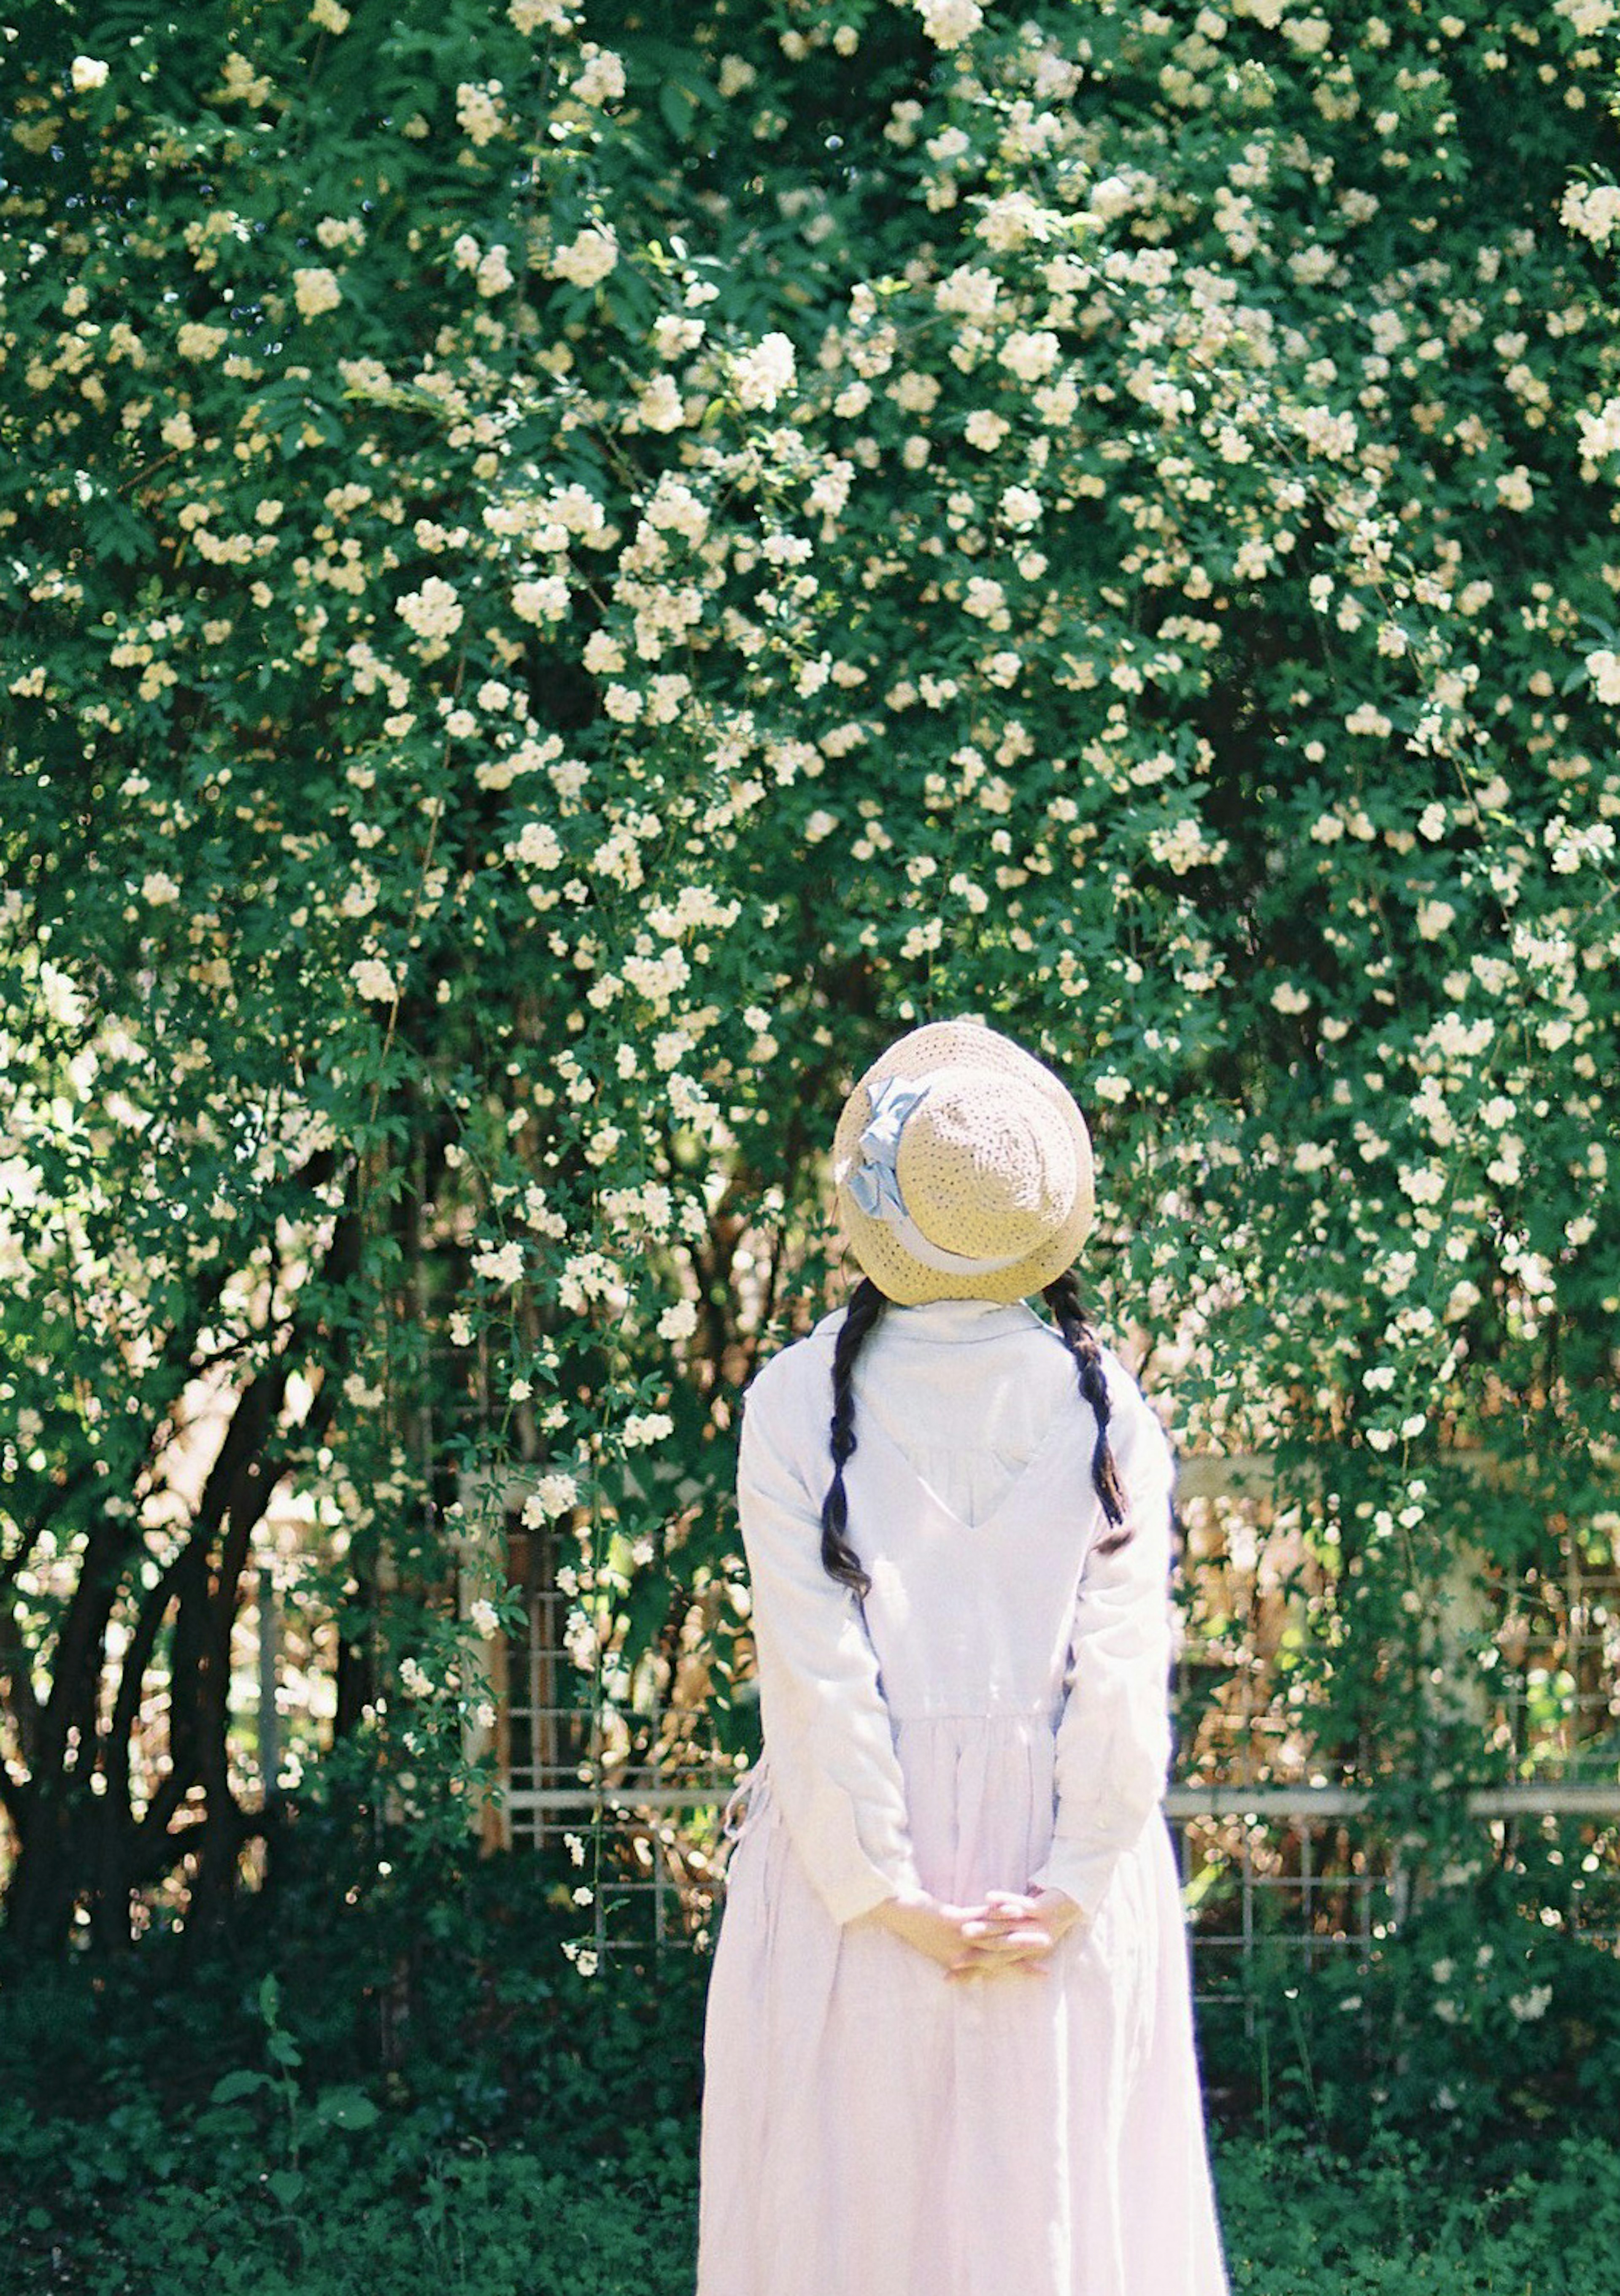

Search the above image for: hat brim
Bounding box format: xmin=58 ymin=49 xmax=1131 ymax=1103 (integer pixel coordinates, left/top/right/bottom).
xmin=830 ymin=1018 xmax=1096 ymax=1305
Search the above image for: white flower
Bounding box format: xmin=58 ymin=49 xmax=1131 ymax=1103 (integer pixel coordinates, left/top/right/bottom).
xmin=176 ymin=321 xmax=227 ymax=361
xmin=918 ymin=0 xmax=984 ymax=48
xmin=476 ymin=245 xmax=514 ymax=297
xmin=734 ymin=331 xmax=796 ymax=411
xmin=657 ymin=1298 xmax=699 ymax=1342
xmin=1271 ymin=981 xmax=1311 ymax=1013
xmin=510 ymin=0 xmax=578 ymax=31
xmin=935 ymin=264 xmax=999 ymax=320
xmin=456 ymin=81 xmax=507 ymax=146
xmin=963 ymin=575 xmax=1006 ymax=620
xmin=510 ymin=820 xmax=562 ymax=870
xmin=999 ymin=329 xmax=1060 ymax=383
xmin=1586 ymin=647 xmax=1620 ymax=705
xmin=550 ymin=223 xmax=619 ymax=289
xmin=964 ymin=408 xmax=1010 ymax=451
xmin=71 ymin=55 xmax=109 ymax=91
xmin=1509 ymin=1983 xmax=1552 ymax=2023
xmin=397 ymin=575 xmax=464 ymax=641
xmin=999 ymin=484 xmax=1042 ymax=527
xmin=1093 ymin=1073 xmax=1131 ymax=1105
xmin=1089 ymin=174 xmax=1136 ymax=221
xmin=1561 ymin=179 xmax=1620 ymax=246
xmin=975 ymin=190 xmax=1056 ymax=253
xmin=1149 ymin=817 xmax=1228 ymax=875
xmin=571 ymin=45 xmax=626 ymax=105
xmin=637 ymin=373 xmax=685 ymax=432
xmin=142 ymin=871 xmax=181 ymax=906
xmin=512 ymin=576 xmax=571 ymax=626
xmin=216 ymin=51 xmax=272 ymax=106
xmin=524 ymin=1471 xmax=580 ymax=1522
xmin=1577 ymin=395 xmax=1620 ymax=461
xmin=292 ymin=267 xmax=342 ymax=320
xmin=623 ymin=1411 xmax=674 ymax=1449
xmin=471 ymin=1240 xmax=525 ymax=1285
xmin=350 ymin=957 xmax=399 ymax=1001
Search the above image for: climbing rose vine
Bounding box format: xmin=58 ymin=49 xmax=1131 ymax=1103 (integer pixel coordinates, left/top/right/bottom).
xmin=1 ymin=0 xmax=1617 ymax=1952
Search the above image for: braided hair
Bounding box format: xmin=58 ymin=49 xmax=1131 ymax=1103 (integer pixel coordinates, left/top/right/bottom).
xmin=818 ymin=1266 xmax=1137 ymax=1594
xmin=1040 ymin=1265 xmax=1133 ymax=1558
xmin=819 ymin=1275 xmax=889 ymax=1597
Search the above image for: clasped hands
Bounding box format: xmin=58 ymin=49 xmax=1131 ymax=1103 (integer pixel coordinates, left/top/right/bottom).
xmin=863 ymin=1883 xmax=1087 ymax=1982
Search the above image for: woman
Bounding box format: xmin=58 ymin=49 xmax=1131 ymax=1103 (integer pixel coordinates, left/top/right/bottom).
xmin=696 ymin=1016 xmax=1230 ymax=2296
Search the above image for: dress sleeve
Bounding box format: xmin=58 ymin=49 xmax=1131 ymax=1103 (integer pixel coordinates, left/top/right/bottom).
xmin=734 ymin=1362 xmax=927 ymax=1927
xmin=1024 ymin=1371 xmax=1178 ymax=1922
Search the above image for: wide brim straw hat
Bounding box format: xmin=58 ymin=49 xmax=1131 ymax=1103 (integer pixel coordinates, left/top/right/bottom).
xmin=829 ymin=1016 xmax=1096 ymax=1306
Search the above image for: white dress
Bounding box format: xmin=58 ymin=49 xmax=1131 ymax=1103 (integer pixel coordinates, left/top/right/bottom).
xmin=697 ymin=1294 xmax=1230 ymax=2296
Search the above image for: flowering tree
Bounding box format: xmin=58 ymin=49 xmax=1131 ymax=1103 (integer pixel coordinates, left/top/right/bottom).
xmin=3 ymin=0 xmax=1618 ymax=1955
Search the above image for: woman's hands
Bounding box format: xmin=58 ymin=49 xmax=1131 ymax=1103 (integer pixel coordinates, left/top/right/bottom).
xmin=950 ymin=1885 xmax=1088 ymax=1982
xmin=861 ymin=1883 xmax=1088 ymax=1980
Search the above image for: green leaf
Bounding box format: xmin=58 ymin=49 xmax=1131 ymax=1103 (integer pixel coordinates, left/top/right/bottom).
xmin=312 ymin=2086 xmax=382 ymax=2131
xmin=658 ymin=79 xmax=697 ymax=141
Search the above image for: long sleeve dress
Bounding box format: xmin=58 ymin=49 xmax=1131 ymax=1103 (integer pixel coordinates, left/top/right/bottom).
xmin=695 ymin=1293 xmax=1231 ymax=2296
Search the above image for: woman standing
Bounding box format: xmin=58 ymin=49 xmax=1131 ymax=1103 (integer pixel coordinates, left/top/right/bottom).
xmin=697 ymin=1017 xmax=1230 ymax=2296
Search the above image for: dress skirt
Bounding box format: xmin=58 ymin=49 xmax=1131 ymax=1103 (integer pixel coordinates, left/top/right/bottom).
xmin=696 ymin=1716 xmax=1230 ymax=2296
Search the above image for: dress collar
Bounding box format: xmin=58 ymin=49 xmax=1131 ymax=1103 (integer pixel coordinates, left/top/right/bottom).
xmin=872 ymin=1294 xmax=1045 ymax=1343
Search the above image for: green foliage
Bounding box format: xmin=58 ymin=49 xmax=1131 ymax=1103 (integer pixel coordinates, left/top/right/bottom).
xmin=0 ymin=1800 xmax=705 ymax=2291
xmin=3 ymin=0 xmax=1619 ymax=1950
xmin=0 ymin=1802 xmax=1617 ymax=2289
xmin=1206 ymin=1870 xmax=1620 ymax=2176
xmin=1213 ymin=2124 xmax=1620 ymax=2295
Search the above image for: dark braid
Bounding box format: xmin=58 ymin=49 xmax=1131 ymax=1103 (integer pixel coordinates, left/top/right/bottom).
xmin=1041 ymin=1265 xmax=1135 ymax=1557
xmin=819 ymin=1275 xmax=888 ymax=1596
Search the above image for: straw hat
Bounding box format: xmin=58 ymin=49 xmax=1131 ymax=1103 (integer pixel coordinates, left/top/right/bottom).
xmin=829 ymin=1017 xmax=1096 ymax=1306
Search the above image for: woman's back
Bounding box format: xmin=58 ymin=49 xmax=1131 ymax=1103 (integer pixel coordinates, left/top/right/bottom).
xmin=737 ymin=1294 xmax=1179 ymax=1912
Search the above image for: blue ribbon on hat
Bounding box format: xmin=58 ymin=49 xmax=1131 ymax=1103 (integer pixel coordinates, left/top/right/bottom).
xmin=846 ymin=1072 xmax=930 ymax=1219
xmin=841 ymin=1068 xmax=1029 ymax=1276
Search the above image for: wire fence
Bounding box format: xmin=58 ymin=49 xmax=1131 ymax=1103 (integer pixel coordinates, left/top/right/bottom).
xmin=448 ymin=1448 xmax=1620 ymax=2020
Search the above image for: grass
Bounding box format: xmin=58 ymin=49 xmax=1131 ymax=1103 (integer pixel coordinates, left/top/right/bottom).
xmin=4 ymin=2113 xmax=1620 ymax=2294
